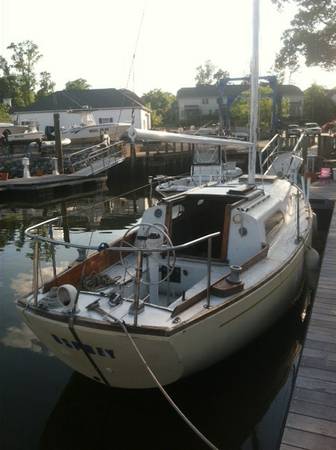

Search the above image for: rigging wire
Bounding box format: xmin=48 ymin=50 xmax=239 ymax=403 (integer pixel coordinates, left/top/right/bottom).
xmin=125 ymin=4 xmax=146 ymax=90
xmin=115 ymin=2 xmax=146 ymax=127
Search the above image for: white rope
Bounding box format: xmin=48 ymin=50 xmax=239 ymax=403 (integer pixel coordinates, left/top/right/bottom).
xmin=93 ymin=306 xmax=220 ymax=450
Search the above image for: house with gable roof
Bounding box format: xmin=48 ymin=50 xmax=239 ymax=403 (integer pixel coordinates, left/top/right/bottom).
xmin=12 ymin=88 xmax=151 ymax=132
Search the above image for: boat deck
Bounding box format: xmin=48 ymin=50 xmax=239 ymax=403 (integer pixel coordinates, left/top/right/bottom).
xmin=280 ymin=180 xmax=336 ymax=449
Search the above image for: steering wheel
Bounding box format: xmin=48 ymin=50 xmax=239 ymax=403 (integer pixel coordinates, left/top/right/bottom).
xmin=120 ymin=222 xmax=176 ymax=285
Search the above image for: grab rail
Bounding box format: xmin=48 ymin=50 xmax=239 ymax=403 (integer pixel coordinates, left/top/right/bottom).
xmin=66 ymin=141 xmax=124 ymax=175
xmin=25 ymin=217 xmax=220 ymax=253
xmin=259 ymin=134 xmax=281 ymax=173
xmin=67 ymin=140 xmax=124 ymax=159
xmin=259 ymin=133 xmax=279 ymax=156
xmin=291 ymin=132 xmax=305 ymax=157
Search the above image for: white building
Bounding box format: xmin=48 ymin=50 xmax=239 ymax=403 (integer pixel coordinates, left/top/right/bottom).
xmin=177 ymin=86 xmax=221 ymax=121
xmin=12 ymin=88 xmax=151 ymax=132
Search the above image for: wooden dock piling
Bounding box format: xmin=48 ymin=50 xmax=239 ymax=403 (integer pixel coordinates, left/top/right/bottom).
xmin=54 ymin=113 xmax=64 ymax=174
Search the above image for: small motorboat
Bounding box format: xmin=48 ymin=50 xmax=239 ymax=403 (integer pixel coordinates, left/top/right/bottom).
xmin=7 ymin=122 xmax=44 ymax=146
xmin=61 ymin=110 xmax=130 ymax=145
xmin=156 ymin=144 xmax=242 ymax=196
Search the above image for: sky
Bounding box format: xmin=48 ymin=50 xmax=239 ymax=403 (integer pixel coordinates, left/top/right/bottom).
xmin=1 ymin=0 xmax=335 ymax=96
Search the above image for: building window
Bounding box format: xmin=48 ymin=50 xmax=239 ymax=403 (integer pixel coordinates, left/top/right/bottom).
xmin=98 ymin=118 xmax=113 ymax=124
xmin=202 ymin=98 xmax=209 ymax=105
xmin=184 ymin=105 xmax=201 ymax=120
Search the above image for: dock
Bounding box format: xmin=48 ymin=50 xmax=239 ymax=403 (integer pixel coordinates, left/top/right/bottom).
xmin=0 ymin=173 xmax=106 ymax=202
xmin=280 ymin=180 xmax=336 ymax=450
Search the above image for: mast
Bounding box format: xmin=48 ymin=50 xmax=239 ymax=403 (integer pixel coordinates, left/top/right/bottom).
xmin=248 ymin=0 xmax=260 ymax=185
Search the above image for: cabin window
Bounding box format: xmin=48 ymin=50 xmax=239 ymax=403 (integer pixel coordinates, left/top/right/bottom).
xmin=172 ymin=204 xmax=185 ymax=219
xmin=89 ymin=128 xmax=99 ymax=133
xmin=99 ymin=118 xmax=113 ymax=124
xmin=265 ymin=211 xmax=284 ymax=242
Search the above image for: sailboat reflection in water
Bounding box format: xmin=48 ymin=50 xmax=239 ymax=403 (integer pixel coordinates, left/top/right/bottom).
xmin=39 ymin=292 xmax=308 ymax=450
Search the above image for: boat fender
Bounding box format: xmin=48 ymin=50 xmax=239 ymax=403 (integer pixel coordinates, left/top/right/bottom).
xmin=58 ymin=284 xmax=78 ymax=311
xmin=304 ymin=246 xmax=320 ymax=290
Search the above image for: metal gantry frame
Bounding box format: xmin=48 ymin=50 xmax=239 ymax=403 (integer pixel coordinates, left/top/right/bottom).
xmin=217 ymin=75 xmax=279 ymax=133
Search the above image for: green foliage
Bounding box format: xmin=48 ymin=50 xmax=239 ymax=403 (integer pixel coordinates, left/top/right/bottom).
xmin=281 ymin=97 xmax=290 ymax=118
xmin=231 ymin=91 xmax=249 ymax=126
xmin=141 ymin=89 xmax=177 ymax=127
xmin=195 ymin=60 xmax=229 ymax=86
xmin=272 ymin=0 xmax=336 ymax=71
xmin=0 ymin=104 xmax=11 ymax=121
xmin=303 ymin=83 xmax=336 ymax=123
xmin=231 ymin=86 xmax=273 ymax=134
xmin=65 ymin=78 xmax=91 ymax=90
xmin=7 ymin=41 xmax=42 ymax=105
xmin=0 ymin=40 xmax=52 ymax=107
xmin=36 ymin=71 xmax=55 ymax=100
xmin=0 ymin=75 xmax=25 ymax=107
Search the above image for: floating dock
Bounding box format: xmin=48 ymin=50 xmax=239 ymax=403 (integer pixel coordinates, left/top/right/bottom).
xmin=0 ymin=173 xmax=106 ymax=202
xmin=280 ymin=180 xmax=336 ymax=450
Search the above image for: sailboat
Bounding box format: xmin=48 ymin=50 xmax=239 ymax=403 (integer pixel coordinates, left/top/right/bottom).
xmin=17 ymin=0 xmax=313 ymax=389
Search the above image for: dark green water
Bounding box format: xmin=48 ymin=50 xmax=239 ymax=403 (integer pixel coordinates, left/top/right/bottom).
xmin=0 ymin=182 xmax=313 ymax=450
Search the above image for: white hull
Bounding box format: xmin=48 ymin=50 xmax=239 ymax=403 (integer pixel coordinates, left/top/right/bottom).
xmin=29 ymin=138 xmax=71 ymax=148
xmin=62 ymin=123 xmax=130 ymax=145
xmin=18 ymin=238 xmax=306 ymax=389
xmin=7 ymin=131 xmax=44 ymax=145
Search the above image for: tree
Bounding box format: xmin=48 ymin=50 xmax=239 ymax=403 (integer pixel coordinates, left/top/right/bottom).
xmin=0 ymin=56 xmax=10 ymax=77
xmin=230 ymin=86 xmax=273 ymax=136
xmin=0 ymin=40 xmax=47 ymax=107
xmin=195 ymin=60 xmax=229 ymax=86
xmin=65 ymin=78 xmax=91 ymax=90
xmin=7 ymin=40 xmax=42 ymax=105
xmin=303 ymin=84 xmax=336 ymax=124
xmin=0 ymin=104 xmax=11 ymax=122
xmin=36 ymin=71 xmax=55 ymax=99
xmin=142 ymin=89 xmax=177 ymax=127
xmin=272 ymin=1 xmax=336 ymax=71
xmin=0 ymin=74 xmax=24 ymax=107
xmin=213 ymin=69 xmax=229 ymax=83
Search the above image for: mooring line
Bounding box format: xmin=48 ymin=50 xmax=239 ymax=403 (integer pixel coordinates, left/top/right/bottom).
xmin=90 ymin=304 xmax=220 ymax=450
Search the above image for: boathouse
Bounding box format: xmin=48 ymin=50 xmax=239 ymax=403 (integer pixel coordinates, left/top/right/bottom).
xmin=12 ymin=88 xmax=151 ymax=132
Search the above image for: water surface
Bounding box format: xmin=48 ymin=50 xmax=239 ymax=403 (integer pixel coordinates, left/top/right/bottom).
xmin=0 ymin=183 xmax=311 ymax=450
